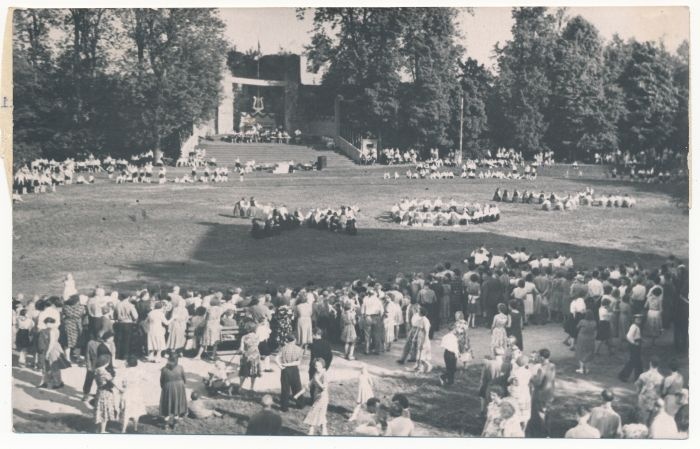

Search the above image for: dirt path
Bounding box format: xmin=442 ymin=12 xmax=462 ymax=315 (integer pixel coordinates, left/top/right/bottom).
xmin=12 ymin=323 xmax=687 ymax=435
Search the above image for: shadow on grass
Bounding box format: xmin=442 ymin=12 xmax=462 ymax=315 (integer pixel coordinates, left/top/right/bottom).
xmin=110 ymin=223 xmax=675 ymax=294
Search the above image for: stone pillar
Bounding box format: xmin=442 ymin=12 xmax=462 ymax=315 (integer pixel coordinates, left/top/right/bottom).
xmin=217 ymin=71 xmax=235 ymax=134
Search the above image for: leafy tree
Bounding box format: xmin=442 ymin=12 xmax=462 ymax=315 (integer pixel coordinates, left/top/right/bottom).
xmin=456 ymin=57 xmax=493 ymax=155
xmin=547 ymin=15 xmax=619 ymax=161
xmin=12 ymin=10 xmax=60 ymax=163
xmin=617 ymin=41 xmax=678 ymax=155
xmin=669 ymin=40 xmax=689 ymax=152
xmin=117 ymin=8 xmax=228 ymax=159
xmin=492 ymin=7 xmax=558 ymax=156
xmin=399 ymin=8 xmax=463 ymax=150
xmin=301 ymin=8 xmax=403 ymax=144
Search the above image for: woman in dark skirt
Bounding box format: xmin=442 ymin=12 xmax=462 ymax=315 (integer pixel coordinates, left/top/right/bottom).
xmin=160 ymin=353 xmax=188 ymax=429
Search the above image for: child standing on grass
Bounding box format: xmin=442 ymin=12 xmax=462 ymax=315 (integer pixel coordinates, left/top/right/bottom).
xmin=119 ymin=356 xmax=146 ymax=433
xmin=350 ymin=364 xmax=374 ymax=421
xmin=341 ymin=303 xmax=357 ymax=360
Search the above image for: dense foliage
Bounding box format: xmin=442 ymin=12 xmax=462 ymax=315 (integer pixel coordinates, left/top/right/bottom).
xmin=13 ymin=8 xmax=227 ymax=163
xmin=13 ymin=8 xmax=689 ymax=162
xmin=303 ymin=7 xmax=689 ymax=159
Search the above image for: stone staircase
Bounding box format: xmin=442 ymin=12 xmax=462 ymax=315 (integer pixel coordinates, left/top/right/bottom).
xmin=197 ymin=141 xmax=358 ymax=170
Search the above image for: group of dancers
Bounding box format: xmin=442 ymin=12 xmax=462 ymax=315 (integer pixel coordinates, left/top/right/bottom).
xmin=175 ymin=148 xmax=214 ymax=168
xmin=389 ymin=198 xmax=501 ymax=227
xmin=491 ymin=187 xmax=636 ymax=211
xmin=237 ymin=199 xmax=359 ymax=238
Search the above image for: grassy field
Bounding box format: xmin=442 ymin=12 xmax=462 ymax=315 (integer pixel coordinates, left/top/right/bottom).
xmin=11 ymin=164 xmax=689 ymax=436
xmin=12 ymin=167 xmax=688 ymax=297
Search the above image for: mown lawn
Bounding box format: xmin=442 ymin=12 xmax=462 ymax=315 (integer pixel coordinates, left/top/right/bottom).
xmin=12 ymin=168 xmax=687 ymax=297
xmin=11 ymin=166 xmax=689 ymax=436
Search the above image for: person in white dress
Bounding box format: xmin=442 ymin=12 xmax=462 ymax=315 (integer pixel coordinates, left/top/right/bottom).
xmin=146 ymin=302 xmax=169 ymax=362
xmin=350 ymin=364 xmax=374 ymax=421
xmin=63 ymin=274 xmax=78 ymax=300
xmin=119 ymin=356 xmax=146 ymax=433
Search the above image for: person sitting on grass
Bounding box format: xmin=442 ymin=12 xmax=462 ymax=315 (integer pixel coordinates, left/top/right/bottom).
xmin=205 ymin=360 xmax=236 ymax=396
xmin=188 ymin=391 xmax=223 ymax=419
xmin=385 ymin=394 xmax=414 ymax=436
xmin=352 ymin=397 xmax=383 ymax=436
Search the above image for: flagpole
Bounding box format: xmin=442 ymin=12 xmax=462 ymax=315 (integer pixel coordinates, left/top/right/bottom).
xmin=459 ymin=96 xmax=464 ymax=164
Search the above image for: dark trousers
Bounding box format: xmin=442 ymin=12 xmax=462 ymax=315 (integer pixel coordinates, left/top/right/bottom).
xmin=114 ymin=322 xmax=136 ymax=360
xmin=82 ymin=369 xmax=95 ymax=395
xmin=619 ymin=343 xmax=643 ymax=381
xmin=423 ymin=302 xmax=439 ymax=339
xmin=440 ymin=350 xmax=457 ymax=384
xmin=674 ymin=319 xmax=688 ymax=353
xmin=279 ymin=366 xmax=302 ymax=411
xmin=88 ymin=316 xmax=102 ymax=339
xmin=363 ymin=315 xmax=383 ymax=354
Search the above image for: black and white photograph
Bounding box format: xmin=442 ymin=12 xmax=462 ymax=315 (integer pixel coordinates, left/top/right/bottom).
xmin=5 ymin=2 xmax=693 ymax=441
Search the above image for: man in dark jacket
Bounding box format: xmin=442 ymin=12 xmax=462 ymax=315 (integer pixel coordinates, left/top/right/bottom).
xmin=481 ymin=272 xmax=505 ymax=325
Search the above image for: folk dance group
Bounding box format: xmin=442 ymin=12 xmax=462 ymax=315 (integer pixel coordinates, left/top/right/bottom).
xmin=174 ymin=148 xmax=212 ymax=168
xmin=491 ymin=187 xmax=636 ymax=211
xmin=233 ymin=198 xmax=359 ymax=238
xmin=459 ymin=159 xmax=536 ymax=181
xmin=389 ymin=197 xmax=500 ymax=227
xmin=175 ymin=165 xmax=230 ymax=184
xmin=380 ymin=147 xmax=420 ymax=165
xmin=12 ymin=156 xmax=99 ymax=199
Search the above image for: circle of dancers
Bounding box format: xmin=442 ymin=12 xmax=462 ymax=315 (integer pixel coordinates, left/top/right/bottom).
xmin=389 ymin=197 xmax=500 ymax=226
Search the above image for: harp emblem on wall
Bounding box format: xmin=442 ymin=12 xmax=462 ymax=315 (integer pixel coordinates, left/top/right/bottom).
xmin=252 ymin=96 xmax=265 ymax=114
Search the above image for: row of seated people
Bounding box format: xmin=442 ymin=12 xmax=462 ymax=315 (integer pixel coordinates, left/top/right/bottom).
xmin=176 ymin=167 xmax=230 ymax=183
xmin=577 ymin=188 xmax=637 ymax=208
xmin=492 ymin=187 xmax=636 ymax=211
xmin=13 ymin=164 xmax=93 ymax=198
xmin=388 ymin=167 xmax=536 ymax=181
xmin=223 ymin=128 xmax=300 ymax=144
xmin=492 ymin=188 xmax=579 ymax=211
xmin=611 ymin=165 xmax=687 ymax=183
xmin=232 ymin=158 xmax=316 ymax=174
xmin=379 ymin=148 xmax=419 ymax=165
xmin=404 ymin=168 xmax=456 ymax=179
xmin=461 ymin=167 xmax=536 ymax=180
xmin=104 ymin=151 xmax=159 ymax=170
xmin=389 ymin=198 xmax=500 ymax=226
xmin=467 ymin=245 xmax=575 ymax=270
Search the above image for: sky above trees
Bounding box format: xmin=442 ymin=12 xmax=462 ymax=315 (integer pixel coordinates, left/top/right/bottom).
xmin=219 ymin=6 xmax=689 ymax=83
